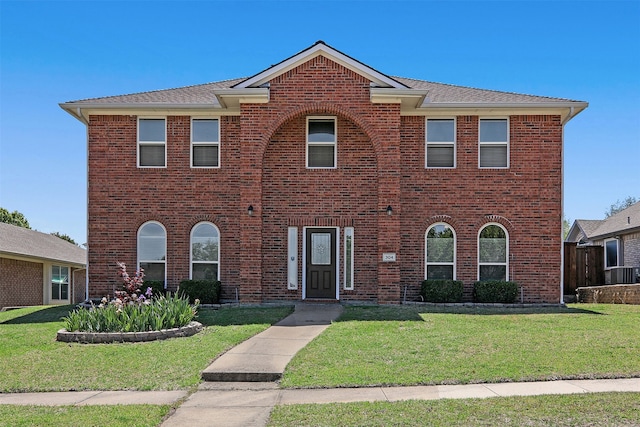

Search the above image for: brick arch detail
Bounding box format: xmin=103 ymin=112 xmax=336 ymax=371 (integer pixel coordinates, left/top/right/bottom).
xmin=256 ymin=103 xmax=383 ymax=167
xmin=424 ymin=215 xmax=461 ymax=231
xmin=476 ymin=215 xmax=515 ymax=235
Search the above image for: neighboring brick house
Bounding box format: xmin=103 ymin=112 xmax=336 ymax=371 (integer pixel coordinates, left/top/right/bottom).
xmin=0 ymin=222 xmax=86 ymax=309
xmin=567 ymin=201 xmax=640 ymax=284
xmin=61 ymin=41 xmax=587 ymax=304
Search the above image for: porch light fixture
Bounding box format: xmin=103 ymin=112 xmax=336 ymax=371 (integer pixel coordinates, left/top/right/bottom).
xmin=386 ymin=205 xmax=393 ymax=216
xmin=248 ymin=205 xmax=254 ymax=216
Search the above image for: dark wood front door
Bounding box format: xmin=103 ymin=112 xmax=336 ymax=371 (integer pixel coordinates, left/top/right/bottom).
xmin=306 ymin=228 xmax=337 ymax=299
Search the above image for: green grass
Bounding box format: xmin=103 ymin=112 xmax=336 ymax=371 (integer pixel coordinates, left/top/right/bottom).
xmin=0 ymin=405 xmax=170 ymax=427
xmin=280 ymin=304 xmax=640 ymax=388
xmin=0 ymin=304 xmax=293 ymax=392
xmin=268 ymin=392 xmax=640 ymax=427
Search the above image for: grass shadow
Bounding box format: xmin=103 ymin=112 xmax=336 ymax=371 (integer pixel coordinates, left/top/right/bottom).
xmin=0 ymin=305 xmax=73 ymax=325
xmin=335 ymin=304 xmax=605 ymax=322
xmin=195 ymin=305 xmax=295 ymax=327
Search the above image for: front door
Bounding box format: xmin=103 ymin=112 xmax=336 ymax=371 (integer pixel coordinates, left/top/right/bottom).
xmin=306 ymin=228 xmax=337 ymax=299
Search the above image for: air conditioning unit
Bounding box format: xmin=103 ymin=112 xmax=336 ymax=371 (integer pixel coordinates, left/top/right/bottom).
xmin=605 ymin=267 xmax=637 ymax=285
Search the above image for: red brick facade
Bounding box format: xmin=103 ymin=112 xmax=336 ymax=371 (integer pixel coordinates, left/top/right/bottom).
xmin=80 ymin=46 xmax=578 ymax=304
xmin=0 ymin=258 xmax=43 ymax=308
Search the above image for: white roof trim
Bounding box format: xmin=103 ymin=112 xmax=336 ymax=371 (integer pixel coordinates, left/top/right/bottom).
xmin=233 ymin=41 xmax=408 ymax=90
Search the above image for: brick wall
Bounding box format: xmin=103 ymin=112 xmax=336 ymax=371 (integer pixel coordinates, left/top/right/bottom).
xmin=86 ymin=56 xmax=563 ymax=304
xmin=623 ymin=232 xmax=640 ymax=268
xmin=0 ymin=257 xmax=43 ymax=308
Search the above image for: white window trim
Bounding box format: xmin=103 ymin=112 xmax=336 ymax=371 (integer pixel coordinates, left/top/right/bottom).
xmin=190 ymin=222 xmax=221 ymax=281
xmin=425 ymin=118 xmax=456 ymax=168
xmin=50 ymin=264 xmax=71 ymax=302
xmin=191 ymin=118 xmax=221 ymax=169
xmin=604 ymin=238 xmax=620 ymax=269
xmin=478 ymin=117 xmax=509 ymax=169
xmin=424 ymin=223 xmax=456 ymax=280
xmin=343 ymin=227 xmax=354 ymax=290
xmin=477 ymin=223 xmax=509 ymax=281
xmin=138 ymin=117 xmax=167 ymax=168
xmin=306 ymin=116 xmax=337 ymax=169
xmin=137 ymin=221 xmax=167 ymax=287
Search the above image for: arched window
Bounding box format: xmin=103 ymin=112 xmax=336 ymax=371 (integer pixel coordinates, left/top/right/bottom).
xmin=425 ymin=223 xmax=456 ymax=280
xmin=191 ymin=222 xmax=220 ymax=281
xmin=478 ymin=224 xmax=508 ymax=281
xmin=137 ymin=221 xmax=166 ymax=284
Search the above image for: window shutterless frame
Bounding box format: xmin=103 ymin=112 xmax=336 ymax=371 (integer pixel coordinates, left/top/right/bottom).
xmin=604 ymin=238 xmax=619 ymax=268
xmin=426 ymin=118 xmax=456 ymax=168
xmin=137 ymin=221 xmax=167 ymax=287
xmin=477 ymin=223 xmax=509 ymax=281
xmin=306 ymin=116 xmax=337 ymax=169
xmin=190 ymin=222 xmax=220 ymax=281
xmin=191 ymin=118 xmax=220 ymax=168
xmin=424 ymin=223 xmax=456 ymax=280
xmin=479 ymin=118 xmax=509 ymax=168
xmin=138 ymin=118 xmax=167 ymax=168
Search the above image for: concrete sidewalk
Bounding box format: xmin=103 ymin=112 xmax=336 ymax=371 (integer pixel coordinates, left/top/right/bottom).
xmin=201 ymin=303 xmax=344 ymax=382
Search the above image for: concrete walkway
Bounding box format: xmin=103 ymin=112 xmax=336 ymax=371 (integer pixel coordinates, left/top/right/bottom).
xmin=1 ymin=303 xmax=639 ymax=427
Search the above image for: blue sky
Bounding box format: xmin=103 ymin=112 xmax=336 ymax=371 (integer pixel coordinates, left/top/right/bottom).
xmin=1 ymin=0 xmax=639 ymax=245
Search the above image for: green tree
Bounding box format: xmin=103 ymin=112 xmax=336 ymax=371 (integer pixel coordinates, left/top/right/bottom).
xmin=51 ymin=232 xmax=77 ymax=245
xmin=605 ymin=196 xmax=638 ymax=218
xmin=0 ymin=207 xmax=31 ymax=228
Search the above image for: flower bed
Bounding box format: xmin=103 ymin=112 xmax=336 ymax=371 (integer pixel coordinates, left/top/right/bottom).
xmin=57 ymin=321 xmax=203 ymax=344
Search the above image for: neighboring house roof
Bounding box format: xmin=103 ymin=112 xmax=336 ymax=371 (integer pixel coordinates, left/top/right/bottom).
xmin=60 ymin=41 xmax=588 ymax=124
xmin=0 ymin=222 xmax=86 ymax=266
xmin=566 ymin=202 xmax=640 ymax=242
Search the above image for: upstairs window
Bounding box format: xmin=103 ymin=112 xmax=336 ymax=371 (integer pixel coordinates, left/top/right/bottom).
xmin=138 ymin=118 xmax=166 ymax=167
xmin=479 ymin=118 xmax=508 ymax=168
xmin=192 ymin=119 xmax=220 ymax=167
xmin=307 ymin=117 xmax=336 ymax=168
xmin=426 ymin=119 xmax=455 ymax=168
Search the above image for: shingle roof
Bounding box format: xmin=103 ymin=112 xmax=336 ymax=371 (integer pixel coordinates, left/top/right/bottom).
xmin=588 ymin=202 xmax=640 ymax=239
xmin=393 ymin=77 xmax=580 ymax=104
xmin=574 ymin=219 xmax=605 ymax=239
xmin=65 ymin=78 xmax=247 ymax=105
xmin=63 ymin=75 xmax=582 ymax=106
xmin=0 ymin=222 xmax=86 ymax=266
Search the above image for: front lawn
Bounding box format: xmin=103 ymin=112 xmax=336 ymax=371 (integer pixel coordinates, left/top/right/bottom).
xmin=0 ymin=404 xmax=170 ymax=427
xmin=268 ymin=392 xmax=640 ymax=427
xmin=0 ymin=304 xmax=293 ymax=392
xmin=281 ymin=304 xmax=640 ymax=388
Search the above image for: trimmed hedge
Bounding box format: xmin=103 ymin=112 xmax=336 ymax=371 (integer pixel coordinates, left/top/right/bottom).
xmin=178 ymin=279 xmax=221 ymax=304
xmin=421 ymin=280 xmax=464 ymax=303
xmin=473 ymin=280 xmax=519 ymax=303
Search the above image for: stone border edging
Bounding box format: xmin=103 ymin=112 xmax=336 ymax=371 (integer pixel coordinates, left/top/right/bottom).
xmin=56 ymin=321 xmax=203 ymax=344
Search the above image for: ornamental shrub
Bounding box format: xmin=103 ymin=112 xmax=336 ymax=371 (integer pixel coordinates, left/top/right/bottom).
xmin=178 ymin=279 xmax=221 ymax=304
xmin=63 ymin=293 xmax=198 ymax=333
xmin=473 ymin=280 xmax=519 ymax=303
xmin=420 ymin=279 xmax=464 ymax=303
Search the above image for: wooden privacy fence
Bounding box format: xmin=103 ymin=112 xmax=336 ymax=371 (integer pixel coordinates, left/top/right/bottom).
xmin=564 ymin=242 xmax=604 ymax=295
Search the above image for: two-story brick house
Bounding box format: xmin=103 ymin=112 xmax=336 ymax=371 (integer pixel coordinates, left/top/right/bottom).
xmin=61 ymin=41 xmax=587 ymax=304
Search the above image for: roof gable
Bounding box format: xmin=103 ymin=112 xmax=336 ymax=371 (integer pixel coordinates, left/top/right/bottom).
xmin=232 ymin=41 xmax=408 ymax=90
